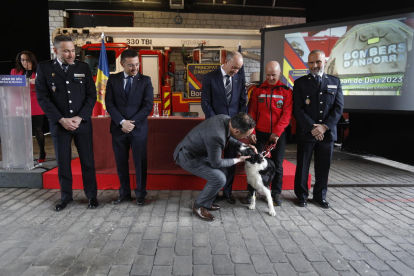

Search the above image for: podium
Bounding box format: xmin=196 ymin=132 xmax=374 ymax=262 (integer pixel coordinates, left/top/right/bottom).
xmin=0 ymin=75 xmax=34 ymax=170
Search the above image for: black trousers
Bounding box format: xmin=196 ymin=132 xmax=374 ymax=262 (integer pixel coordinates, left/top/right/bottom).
xmin=247 ymin=131 xmax=287 ymax=195
xmin=112 ymin=134 xmax=147 ymax=198
xmin=294 ymin=140 xmax=334 ymax=201
xmin=52 ymin=132 xmax=97 ymax=201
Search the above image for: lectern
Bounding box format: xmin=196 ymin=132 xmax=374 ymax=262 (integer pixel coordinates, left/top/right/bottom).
xmin=0 ymin=75 xmax=34 ymax=170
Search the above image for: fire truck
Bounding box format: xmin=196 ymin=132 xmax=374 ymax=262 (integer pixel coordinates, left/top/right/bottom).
xmin=52 ymin=27 xmax=261 ymax=116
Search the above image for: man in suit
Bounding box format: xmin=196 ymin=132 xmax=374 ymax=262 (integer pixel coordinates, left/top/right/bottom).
xmin=173 ymin=113 xmax=256 ymax=221
xmin=36 ymin=35 xmax=99 ymax=211
xmin=105 ymin=49 xmax=154 ymax=205
xmin=247 ymin=61 xmax=293 ymax=206
xmin=293 ymin=50 xmax=344 ymax=208
xmin=201 ymin=51 xmax=247 ymax=204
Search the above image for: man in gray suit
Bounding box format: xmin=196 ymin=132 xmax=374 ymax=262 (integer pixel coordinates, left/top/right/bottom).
xmin=173 ymin=113 xmax=257 ymax=221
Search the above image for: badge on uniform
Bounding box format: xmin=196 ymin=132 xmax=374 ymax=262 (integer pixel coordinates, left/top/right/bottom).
xmin=259 ymin=98 xmax=264 ymax=103
xmin=52 ymin=83 xmax=56 ymax=92
xmin=277 ymin=100 xmax=283 ymax=108
xmin=52 ymin=73 xmax=55 ymax=77
xmin=305 ymin=98 xmax=310 ymax=105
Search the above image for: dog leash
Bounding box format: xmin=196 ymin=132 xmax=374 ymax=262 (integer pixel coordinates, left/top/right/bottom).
xmin=261 ymin=140 xmax=277 ymax=158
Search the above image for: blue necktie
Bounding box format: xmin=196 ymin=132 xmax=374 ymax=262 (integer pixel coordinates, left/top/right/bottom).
xmin=225 ymin=75 xmax=232 ymax=103
xmin=62 ymin=64 xmax=69 ymax=74
xmin=125 ymin=76 xmax=133 ymax=98
xmin=315 ymin=75 xmax=321 ymax=85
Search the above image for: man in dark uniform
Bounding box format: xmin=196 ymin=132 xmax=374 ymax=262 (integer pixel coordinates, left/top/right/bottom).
xmin=36 ymin=35 xmax=99 ymax=211
xmin=105 ymin=49 xmax=154 ymax=206
xmin=201 ymin=51 xmax=248 ymax=204
xmin=293 ymin=50 xmax=344 ymax=208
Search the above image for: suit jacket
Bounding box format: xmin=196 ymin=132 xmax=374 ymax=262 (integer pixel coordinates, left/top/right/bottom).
xmin=105 ymin=72 xmax=154 ymax=137
xmin=173 ymin=115 xmax=242 ymax=169
xmin=201 ymin=68 xmax=247 ymax=119
xmin=11 ymin=69 xmax=44 ymax=116
xmin=35 ymin=60 xmax=96 ymax=136
xmin=293 ymin=73 xmax=344 ymax=142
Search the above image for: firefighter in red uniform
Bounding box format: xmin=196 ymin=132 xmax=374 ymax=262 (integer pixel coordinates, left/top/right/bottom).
xmin=246 ymin=61 xmax=293 ymax=206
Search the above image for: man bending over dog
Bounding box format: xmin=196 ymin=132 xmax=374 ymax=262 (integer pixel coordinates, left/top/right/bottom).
xmin=173 ymin=113 xmax=257 ymax=221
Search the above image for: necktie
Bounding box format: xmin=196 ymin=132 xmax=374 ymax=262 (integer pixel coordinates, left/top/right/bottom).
xmin=315 ymin=75 xmax=321 ymax=85
xmin=62 ymin=64 xmax=69 ymax=74
xmin=225 ymin=75 xmax=232 ymax=103
xmin=124 ymin=76 xmax=133 ymax=98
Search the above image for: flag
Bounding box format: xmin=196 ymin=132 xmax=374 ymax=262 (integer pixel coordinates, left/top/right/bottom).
xmin=93 ymin=34 xmax=109 ymax=116
xmin=238 ymin=43 xmax=247 ymax=106
xmin=237 ymin=43 xmax=246 ymax=86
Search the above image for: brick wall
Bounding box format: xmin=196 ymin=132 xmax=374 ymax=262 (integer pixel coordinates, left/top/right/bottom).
xmin=133 ymin=11 xmax=305 ymax=29
xmin=49 ymin=10 xmax=68 ymax=58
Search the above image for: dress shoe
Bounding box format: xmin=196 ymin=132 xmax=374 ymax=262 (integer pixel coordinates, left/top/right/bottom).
xmin=136 ymin=196 xmax=145 ymax=205
xmin=317 ymin=199 xmax=330 ymax=209
xmin=54 ymin=199 xmax=73 ymax=211
xmin=245 ymin=192 xmax=253 ymax=204
xmin=88 ymin=198 xmax=99 ymax=209
xmin=192 ymin=202 xmax=214 ymax=221
xmin=112 ymin=196 xmax=132 ymax=205
xmin=224 ymin=193 xmax=236 ymax=204
xmin=272 ymin=193 xmax=282 ymax=206
xmin=206 ymin=204 xmax=221 ymax=211
xmin=297 ymin=200 xmax=307 ymax=207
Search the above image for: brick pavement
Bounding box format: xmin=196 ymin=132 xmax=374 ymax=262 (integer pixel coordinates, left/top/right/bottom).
xmin=0 ymin=185 xmax=413 ymax=276
xmin=1 ymin=138 xmax=414 ymax=275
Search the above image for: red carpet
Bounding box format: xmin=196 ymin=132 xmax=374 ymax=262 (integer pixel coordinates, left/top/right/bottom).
xmin=43 ymin=158 xmax=311 ymax=190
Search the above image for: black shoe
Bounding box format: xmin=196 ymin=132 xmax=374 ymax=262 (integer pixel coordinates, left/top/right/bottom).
xmin=224 ymin=193 xmax=236 ymax=204
xmin=297 ymin=200 xmax=307 ymax=207
xmin=136 ymin=196 xmax=145 ymax=205
xmin=54 ymin=199 xmax=73 ymax=211
xmin=88 ymin=198 xmax=99 ymax=209
xmin=112 ymin=195 xmax=132 ymax=205
xmin=272 ymin=193 xmax=282 ymax=206
xmin=317 ymin=199 xmax=330 ymax=209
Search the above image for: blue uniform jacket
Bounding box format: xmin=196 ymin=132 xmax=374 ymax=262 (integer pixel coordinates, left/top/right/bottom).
xmin=293 ymin=73 xmax=344 ymax=142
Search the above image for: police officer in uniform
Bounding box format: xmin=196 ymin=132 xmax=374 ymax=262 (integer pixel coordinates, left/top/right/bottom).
xmin=293 ymin=50 xmax=344 ymax=208
xmin=36 ymin=35 xmax=99 ymax=211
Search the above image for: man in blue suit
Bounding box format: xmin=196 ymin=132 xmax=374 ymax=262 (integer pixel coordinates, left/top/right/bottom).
xmin=201 ymin=51 xmax=248 ymax=204
xmin=293 ymin=50 xmax=344 ymax=209
xmin=105 ymin=49 xmax=154 ymax=205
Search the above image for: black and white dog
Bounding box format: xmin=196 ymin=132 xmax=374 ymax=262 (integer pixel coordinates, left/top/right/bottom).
xmin=238 ymin=145 xmax=277 ymax=216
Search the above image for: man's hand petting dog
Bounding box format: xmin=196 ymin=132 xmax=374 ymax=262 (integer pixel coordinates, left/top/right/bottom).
xmin=246 ymin=144 xmax=258 ymax=154
xmin=237 ymin=155 xmax=251 ymax=163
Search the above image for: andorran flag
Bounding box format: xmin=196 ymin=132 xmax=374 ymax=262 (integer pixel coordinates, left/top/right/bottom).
xmin=93 ymin=36 xmax=109 ymax=116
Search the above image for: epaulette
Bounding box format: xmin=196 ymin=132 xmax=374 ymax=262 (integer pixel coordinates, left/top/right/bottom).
xmin=325 ymin=74 xmax=340 ymax=80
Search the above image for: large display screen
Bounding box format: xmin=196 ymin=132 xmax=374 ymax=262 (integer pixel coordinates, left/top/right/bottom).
xmin=262 ymin=10 xmax=414 ymax=113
